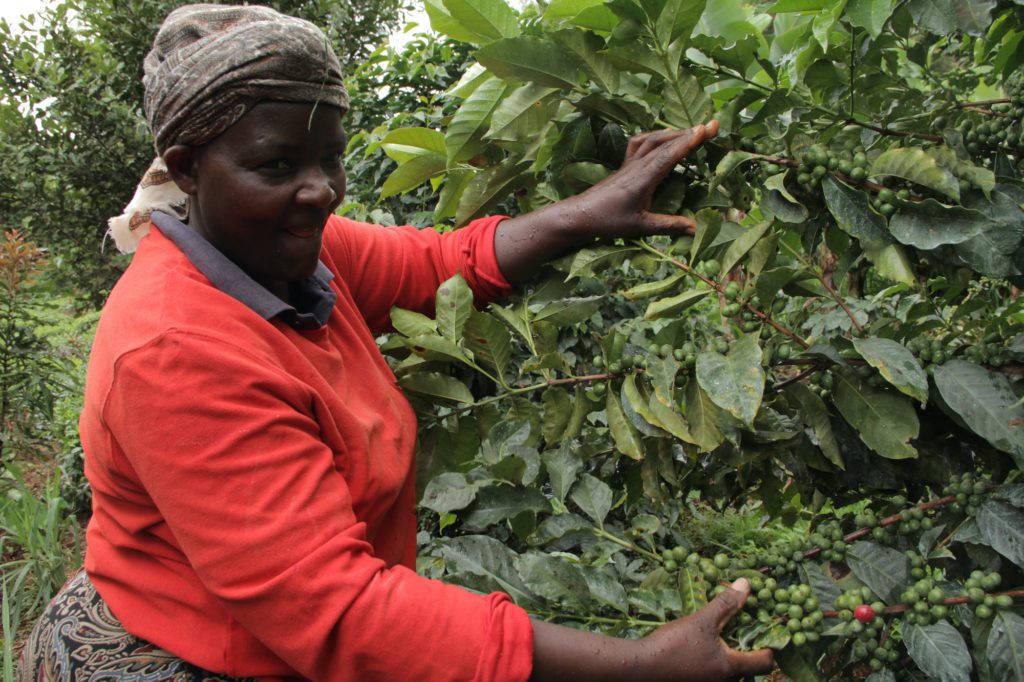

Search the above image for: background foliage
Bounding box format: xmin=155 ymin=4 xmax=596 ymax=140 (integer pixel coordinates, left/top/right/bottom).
xmin=361 ymin=0 xmax=1024 ymax=679
xmin=3 ymin=0 xmax=1024 ymax=679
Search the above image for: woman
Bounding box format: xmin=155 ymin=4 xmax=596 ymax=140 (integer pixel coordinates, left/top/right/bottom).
xmin=20 ymin=4 xmax=773 ymax=681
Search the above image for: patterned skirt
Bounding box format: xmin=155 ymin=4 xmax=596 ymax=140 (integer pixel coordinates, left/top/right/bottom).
xmin=17 ymin=569 xmax=252 ymax=682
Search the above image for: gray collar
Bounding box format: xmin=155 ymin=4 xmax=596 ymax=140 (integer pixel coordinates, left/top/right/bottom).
xmin=151 ymin=211 xmax=336 ymax=329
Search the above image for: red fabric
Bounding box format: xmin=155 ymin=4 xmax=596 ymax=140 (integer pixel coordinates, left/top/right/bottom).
xmin=80 ymin=215 xmax=533 ymax=681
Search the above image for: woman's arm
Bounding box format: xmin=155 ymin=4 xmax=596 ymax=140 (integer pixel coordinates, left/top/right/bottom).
xmin=531 ymin=578 xmax=773 ymax=681
xmin=494 ymin=122 xmax=718 ymax=285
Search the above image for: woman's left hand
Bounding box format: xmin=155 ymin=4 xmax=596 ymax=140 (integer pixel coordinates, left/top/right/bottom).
xmin=494 ymin=120 xmax=718 ymax=285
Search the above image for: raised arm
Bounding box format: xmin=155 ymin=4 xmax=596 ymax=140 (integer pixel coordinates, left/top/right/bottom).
xmin=494 ymin=121 xmax=719 ymax=285
xmin=530 ymin=577 xmax=774 ymax=681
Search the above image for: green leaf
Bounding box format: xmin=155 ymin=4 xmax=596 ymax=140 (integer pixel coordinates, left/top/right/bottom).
xmin=677 ymin=566 xmax=709 ymax=615
xmin=440 ymin=535 xmax=536 ymax=604
xmin=643 ymin=289 xmax=711 ymax=320
xmin=976 ymin=500 xmax=1024 ymax=569
xmin=713 ymin=153 xmax=756 ymax=190
xmin=400 ymin=372 xmax=475 ymax=404
xmin=570 ymin=473 xmax=613 ymax=526
xmin=908 ymin=0 xmax=996 ymax=36
xmin=865 ymin=244 xmax=916 ymax=286
xmin=542 ymin=444 xmax=583 ymax=503
xmin=405 ymin=334 xmax=472 ymax=365
xmin=933 ymin=361 xmax=1024 ymax=469
xmin=904 ymin=621 xmax=972 ymax=682
xmin=844 ymin=0 xmax=895 ymax=37
xmin=690 ymin=208 xmax=723 ymax=263
xmin=720 ymin=221 xmax=772 ymax=276
xmin=442 ymin=0 xmax=521 ymax=41
xmin=552 ymin=29 xmax=619 ymax=92
xmin=622 ymin=271 xmax=687 ymax=300
xmin=568 ymin=245 xmax=639 ymax=279
xmin=888 ymin=200 xmax=992 ymax=250
xmin=846 ymin=540 xmax=910 ymax=604
xmin=648 ymin=390 xmax=698 ymax=445
xmin=988 ymin=611 xmax=1024 ymax=682
xmin=390 ymin=307 xmax=437 ymax=337
xmin=455 ymin=157 xmax=532 ymax=226
xmin=464 ymin=484 xmax=550 ymax=528
xmin=436 ymin=274 xmax=474 ymax=342
xmin=421 ymin=472 xmax=484 ymax=513
xmin=476 ymin=37 xmax=582 ymax=89
xmin=832 ymin=372 xmax=919 ymax=459
xmin=787 ymin=383 xmax=844 ymax=469
xmin=381 ymin=154 xmax=445 ymax=199
xmin=464 ymin=310 xmax=512 ymax=380
xmin=380 ymin=127 xmax=448 ymax=163
xmin=657 ymin=0 xmax=707 ymax=45
xmin=486 ymin=82 xmax=560 ymax=142
xmin=519 ymin=553 xmax=591 ymax=607
xmin=446 ymin=76 xmax=511 ymax=164
xmin=695 ymin=335 xmax=765 ymax=427
xmin=607 ymin=388 xmax=644 ymax=460
xmin=852 ymin=337 xmax=929 ymax=403
xmin=685 ymin=377 xmax=724 ymax=452
xmin=774 ymin=647 xmax=824 ymax=682
xmin=661 ymin=68 xmax=711 ymax=128
xmin=822 ymin=176 xmax=893 ymax=251
xmin=425 ymin=0 xmax=492 ymax=43
xmin=870 ymin=147 xmax=960 ymax=201
xmin=533 ymin=296 xmax=603 ymax=326
xmin=541 ymin=387 xmax=572 ymax=445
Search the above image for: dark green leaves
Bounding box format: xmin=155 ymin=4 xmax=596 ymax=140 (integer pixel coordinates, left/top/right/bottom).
xmin=904 ymin=621 xmax=972 ymax=682
xmin=846 ymin=541 xmax=909 ymax=604
xmin=933 ymin=361 xmax=1024 ymax=469
xmin=976 ymin=500 xmax=1024 ymax=569
xmin=476 ymin=37 xmax=582 ymax=89
xmin=988 ymin=611 xmax=1024 ymax=682
xmin=870 ymin=147 xmax=960 ymax=200
xmin=822 ymin=176 xmax=891 ymax=251
xmin=832 ymin=373 xmax=919 ymax=459
xmin=695 ymin=335 xmax=765 ymax=427
xmin=852 ymin=337 xmax=928 ymax=403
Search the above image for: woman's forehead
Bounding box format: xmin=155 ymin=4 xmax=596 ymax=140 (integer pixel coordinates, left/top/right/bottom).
xmin=221 ymin=101 xmax=347 ymax=144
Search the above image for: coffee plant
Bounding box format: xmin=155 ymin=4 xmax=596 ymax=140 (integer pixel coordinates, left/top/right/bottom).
xmin=354 ymin=0 xmax=1024 ymax=679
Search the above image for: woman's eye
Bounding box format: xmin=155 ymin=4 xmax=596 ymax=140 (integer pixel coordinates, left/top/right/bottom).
xmin=322 ymin=152 xmax=343 ymax=169
xmin=261 ymin=160 xmax=293 ymax=174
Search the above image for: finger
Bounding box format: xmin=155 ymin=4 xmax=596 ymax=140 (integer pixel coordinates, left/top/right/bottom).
xmin=639 ymin=212 xmax=696 ymax=236
xmin=635 ymin=125 xmax=706 ymax=163
xmin=625 ymin=128 xmax=688 ymax=163
xmin=727 ymin=646 xmax=776 ymax=677
xmin=703 ymin=578 xmax=750 ymax=631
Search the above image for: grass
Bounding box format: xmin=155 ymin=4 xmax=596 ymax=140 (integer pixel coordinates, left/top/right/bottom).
xmin=0 ymin=466 xmax=82 ymax=681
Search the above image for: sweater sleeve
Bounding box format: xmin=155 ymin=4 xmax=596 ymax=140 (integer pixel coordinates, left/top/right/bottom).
xmin=103 ymin=330 xmax=534 ymax=681
xmin=321 ymin=215 xmax=515 ymax=333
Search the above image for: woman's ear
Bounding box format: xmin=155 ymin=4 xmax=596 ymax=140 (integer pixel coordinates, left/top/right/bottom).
xmin=162 ymin=145 xmax=200 ymax=196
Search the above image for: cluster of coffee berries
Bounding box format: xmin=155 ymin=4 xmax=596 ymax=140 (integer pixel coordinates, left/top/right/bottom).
xmin=964 ymin=570 xmax=1012 ymax=620
xmin=941 ymin=471 xmax=991 ymax=517
xmin=961 ymin=340 xmax=1011 ymax=367
xmin=660 ymin=547 xmax=730 ymax=581
xmin=735 ymin=577 xmax=824 ymax=647
xmin=906 ymin=336 xmax=953 ymax=366
xmin=795 ymin=142 xmax=871 ymax=188
xmin=900 ymin=574 xmax=949 ymax=626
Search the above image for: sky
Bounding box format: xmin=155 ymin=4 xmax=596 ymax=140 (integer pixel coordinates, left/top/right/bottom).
xmin=1 ymin=0 xmax=48 ymax=26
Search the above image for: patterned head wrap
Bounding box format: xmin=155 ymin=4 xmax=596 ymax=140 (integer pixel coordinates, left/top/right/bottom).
xmin=108 ymin=4 xmax=349 ymax=253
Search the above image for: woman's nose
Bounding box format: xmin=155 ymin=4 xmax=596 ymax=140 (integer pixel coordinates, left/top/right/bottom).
xmin=296 ymin=171 xmax=338 ymax=208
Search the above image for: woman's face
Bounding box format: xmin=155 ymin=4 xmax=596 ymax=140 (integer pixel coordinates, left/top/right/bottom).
xmin=183 ymin=101 xmax=347 ymax=298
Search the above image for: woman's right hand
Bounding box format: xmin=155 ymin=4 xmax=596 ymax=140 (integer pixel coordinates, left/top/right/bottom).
xmin=638 ymin=578 xmax=775 ymax=680
xmin=531 ymin=578 xmax=775 ymax=681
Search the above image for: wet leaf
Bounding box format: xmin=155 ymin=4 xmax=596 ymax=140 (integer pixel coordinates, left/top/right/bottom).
xmin=695 ymin=334 xmax=765 ymax=427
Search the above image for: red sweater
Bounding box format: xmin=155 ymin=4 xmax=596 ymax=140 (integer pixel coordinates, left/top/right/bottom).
xmin=81 ymin=215 xmax=534 ymax=681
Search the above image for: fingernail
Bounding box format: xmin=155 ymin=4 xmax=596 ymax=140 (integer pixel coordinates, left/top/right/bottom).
xmin=730 ymin=578 xmax=749 ymax=591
